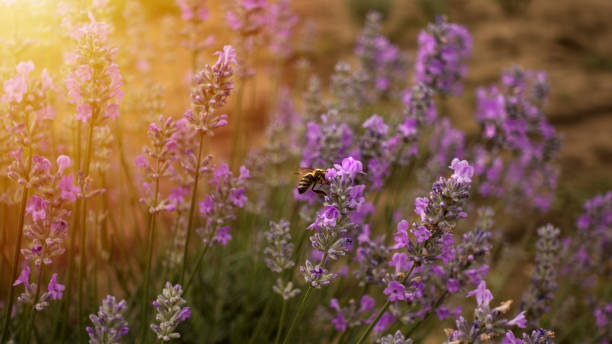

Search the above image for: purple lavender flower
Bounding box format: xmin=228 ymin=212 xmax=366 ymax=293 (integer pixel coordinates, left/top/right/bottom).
xmin=186 ymin=45 xmax=236 ymax=135
xmin=328 ymin=295 xmax=377 ymax=332
xmin=563 ymin=191 xmax=611 ymax=283
xmin=151 ymin=282 xmax=191 ymax=342
xmin=377 ymin=330 xmax=413 ymax=344
xmin=593 ymin=301 xmax=612 ymax=341
xmin=265 ymin=0 xmax=298 ymax=59
xmin=382 ymin=159 xmax=474 ymax=326
xmin=264 ymin=220 xmax=295 ymax=273
xmin=473 ymin=66 xmax=560 ymax=211
xmin=65 ymin=15 xmax=123 ymax=123
xmin=414 ymin=16 xmax=472 ymax=95
xmin=300 ymin=157 xmax=365 ymax=287
xmin=520 ymin=224 xmax=560 ymax=326
xmin=384 ymin=281 xmax=406 ymax=302
xmin=443 ymin=281 xmax=529 ymax=343
xmin=355 ymin=12 xmax=410 ymax=101
xmin=13 ymin=266 xmax=65 ymax=311
xmin=197 ymin=164 xmax=249 ymax=246
xmin=501 ymin=329 xmax=556 ymax=344
xmin=354 ymin=225 xmax=391 ymax=286
xmin=86 ymin=295 xmax=129 ymax=344
xmin=300 ymin=109 xmax=353 ymax=172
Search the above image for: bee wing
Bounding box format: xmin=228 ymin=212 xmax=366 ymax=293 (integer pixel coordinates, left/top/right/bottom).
xmin=296 ymin=168 xmax=315 ymax=177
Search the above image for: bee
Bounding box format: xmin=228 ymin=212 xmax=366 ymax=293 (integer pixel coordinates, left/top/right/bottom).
xmin=296 ymin=168 xmax=327 ymax=196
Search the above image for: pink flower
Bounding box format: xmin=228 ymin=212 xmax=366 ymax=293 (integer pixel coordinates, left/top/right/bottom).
xmin=56 ymin=155 xmax=71 ymax=174
xmin=59 ymin=174 xmax=80 ymax=202
xmin=26 ymin=196 xmax=48 ymax=222
xmin=466 ymin=280 xmax=493 ymax=307
xmin=383 ymin=281 xmax=406 ymax=302
xmin=41 ymin=68 xmax=55 ymax=91
xmin=507 ymin=311 xmax=527 ymax=328
xmin=449 ymin=158 xmax=474 ymax=183
xmin=75 ymin=103 xmax=92 ymax=122
xmin=215 ymin=226 xmax=232 ymax=245
xmin=47 ymin=273 xmax=65 ymax=300
xmin=105 ymin=103 xmax=120 ymax=119
xmin=13 ymin=266 xmax=30 ymax=288
xmin=16 ymin=61 xmax=34 ymax=75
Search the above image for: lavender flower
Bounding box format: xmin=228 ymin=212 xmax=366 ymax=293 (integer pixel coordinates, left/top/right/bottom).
xmin=151 ymin=282 xmax=191 ymax=342
xmin=303 ymin=75 xmax=326 ymax=122
xmin=443 ymin=281 xmax=528 ymax=343
xmin=264 ymin=220 xmax=295 ymax=273
xmin=563 ymin=191 xmax=611 ymax=283
xmin=473 ymin=66 xmax=560 ymax=211
xmin=86 ymin=295 xmax=129 ymax=344
xmin=300 ymin=109 xmax=353 ymax=171
xmin=414 ymin=16 xmax=472 ymax=95
xmin=330 ymin=61 xmax=366 ymax=119
xmin=355 ymin=11 xmax=410 ymax=101
xmin=137 ymin=116 xmax=178 ymax=213
xmin=13 ymin=267 xmax=64 ymax=311
xmin=265 ymin=0 xmax=298 ymax=60
xmin=176 ymin=0 xmax=214 ymax=59
xmin=186 ymin=45 xmax=236 ymax=135
xmin=384 ymin=159 xmax=473 ymax=325
xmin=272 ymin=278 xmax=301 ymax=301
xmin=377 ymin=330 xmax=413 ymax=344
xmin=354 ymin=225 xmax=391 ymax=286
xmin=521 ymin=224 xmax=560 ymax=326
xmin=197 ymin=164 xmax=250 ymax=246
xmin=16 ymin=155 xmax=77 ymax=266
xmin=300 ymin=157 xmax=365 ymax=288
xmin=65 ymin=15 xmax=123 ymax=123
xmin=501 ymin=328 xmax=556 ymax=344
xmin=359 ymin=114 xmax=392 ymax=189
xmin=593 ymin=301 xmax=611 ymax=341
xmin=329 ymin=295 xmax=376 ymax=332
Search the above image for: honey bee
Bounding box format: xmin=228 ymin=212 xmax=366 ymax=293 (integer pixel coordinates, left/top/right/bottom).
xmin=296 ymin=168 xmax=327 ymax=196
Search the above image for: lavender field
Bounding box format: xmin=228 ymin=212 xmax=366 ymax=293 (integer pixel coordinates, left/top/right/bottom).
xmin=0 ymin=0 xmax=610 ymax=343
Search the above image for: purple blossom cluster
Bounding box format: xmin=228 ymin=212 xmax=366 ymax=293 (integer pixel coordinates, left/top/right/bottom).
xmin=562 ymin=191 xmax=611 ymax=282
xmin=186 ymin=45 xmax=236 ymax=135
xmin=520 ymin=224 xmax=560 ymax=326
xmin=151 ymin=282 xmax=191 ymax=342
xmin=300 ymin=157 xmax=365 ymax=288
xmin=414 ymin=16 xmax=472 ymax=95
xmin=379 ymin=159 xmax=474 ymax=327
xmin=300 ymin=109 xmax=353 ymax=173
xmin=473 ymin=66 xmax=560 ymax=211
xmin=443 ymin=281 xmax=528 ymax=343
xmin=86 ymin=295 xmax=130 ymax=344
xmin=355 ymin=12 xmax=410 ymax=101
xmin=65 ymin=15 xmax=123 ymax=123
xmin=198 ymin=164 xmax=250 ymax=246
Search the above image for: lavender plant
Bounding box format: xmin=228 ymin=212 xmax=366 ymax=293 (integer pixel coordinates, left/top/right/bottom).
xmin=150 ymin=282 xmax=191 ymax=342
xmin=86 ymin=295 xmax=129 ymax=344
xmin=1 ymin=2 xmax=608 ymax=344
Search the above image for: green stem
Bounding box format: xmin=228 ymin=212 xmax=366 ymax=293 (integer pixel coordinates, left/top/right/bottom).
xmin=180 ymin=132 xmax=205 ymax=284
xmin=77 ymin=115 xmax=96 ymax=343
xmin=183 ymin=226 xmax=217 ymax=294
xmin=231 ymin=78 xmax=246 ymax=169
xmin=280 ymin=286 xmax=313 ymax=344
xmin=274 ymin=298 xmax=288 ymax=344
xmin=140 ymin=176 xmax=160 ymax=343
xmin=355 ymin=299 xmax=390 ymax=344
xmin=25 ymin=264 xmax=46 ymax=343
xmin=247 ymin=295 xmax=274 ymax=344
xmin=0 ymin=185 xmax=29 ymax=343
xmin=56 ymin=121 xmax=83 ymax=341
